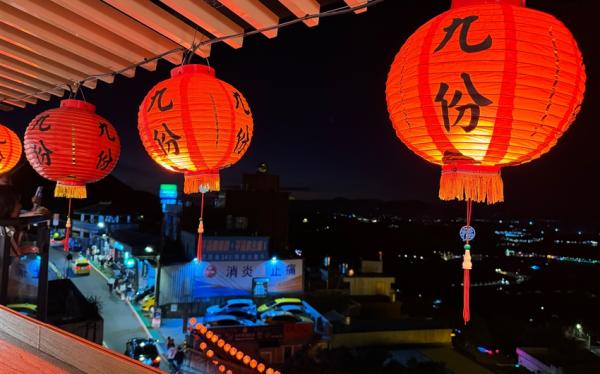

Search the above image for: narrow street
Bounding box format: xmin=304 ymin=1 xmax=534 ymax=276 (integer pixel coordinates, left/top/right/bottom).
xmin=48 ymin=248 xmax=168 ymax=371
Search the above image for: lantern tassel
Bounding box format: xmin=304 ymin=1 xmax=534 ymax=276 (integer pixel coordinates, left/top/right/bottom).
xmin=64 ymin=198 xmax=72 ymax=252
xmin=439 ymin=164 xmax=503 ymax=204
xmin=196 ymin=191 xmax=207 ymax=261
xmin=55 ymin=183 xmax=87 ymax=199
xmin=462 ymin=199 xmax=473 ymax=325
xmin=184 ymin=172 xmax=220 ymax=195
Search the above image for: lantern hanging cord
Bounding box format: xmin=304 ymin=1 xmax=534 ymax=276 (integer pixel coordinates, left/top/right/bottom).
xmin=64 ymin=198 xmax=72 ymax=253
xmin=8 ymin=0 xmax=384 ymax=103
xmin=462 ymin=198 xmax=473 ymax=325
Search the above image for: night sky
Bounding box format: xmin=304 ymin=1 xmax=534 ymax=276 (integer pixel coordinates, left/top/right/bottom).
xmin=1 ymin=0 xmax=599 ymax=219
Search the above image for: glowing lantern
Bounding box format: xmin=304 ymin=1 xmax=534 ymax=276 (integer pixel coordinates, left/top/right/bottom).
xmin=199 ymin=342 xmax=207 ymax=351
xmin=386 ymin=0 xmax=585 ymax=204
xmin=206 ymin=350 xmax=214 ymax=358
xmin=0 ymin=124 xmax=21 ymax=175
xmin=138 ymin=64 xmax=253 ymax=261
xmin=224 ymin=343 xmax=231 ymax=352
xmin=217 ymin=339 xmax=225 ymax=348
xmin=25 ymin=100 xmax=120 ymax=198
xmin=206 ymin=331 xmax=214 ymax=339
xmin=24 ymin=99 xmax=120 ymax=251
xmin=386 ymin=0 xmax=585 ymax=324
xmin=266 ymin=369 xmax=274 ymax=374
xmin=250 ymin=359 xmax=258 ymax=369
xmin=257 ymin=363 xmax=266 ymax=372
xmin=243 ymin=355 xmax=251 ymax=365
xmin=229 ymin=347 xmax=237 ymax=356
xmin=218 ymin=365 xmax=225 ymax=373
xmin=211 ymin=335 xmax=219 ymax=343
xmin=236 ymin=351 xmax=244 ymax=360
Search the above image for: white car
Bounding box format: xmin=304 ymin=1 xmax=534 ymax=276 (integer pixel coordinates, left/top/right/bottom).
xmin=204 ymin=314 xmax=254 ymax=328
xmin=206 ymin=298 xmax=256 ymax=315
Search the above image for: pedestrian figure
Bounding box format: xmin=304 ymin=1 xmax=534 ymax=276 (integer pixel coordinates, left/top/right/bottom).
xmin=167 ymin=336 xmax=175 ymax=348
xmin=174 ymin=345 xmax=185 ymax=373
xmin=107 ymin=277 xmax=115 ymax=293
xmin=166 ymin=344 xmax=177 ymax=373
xmin=100 ymin=255 xmax=106 ymax=269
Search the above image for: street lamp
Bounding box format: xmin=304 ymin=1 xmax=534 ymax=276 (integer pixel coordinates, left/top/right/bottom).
xmin=144 ymin=246 xmax=154 ymax=253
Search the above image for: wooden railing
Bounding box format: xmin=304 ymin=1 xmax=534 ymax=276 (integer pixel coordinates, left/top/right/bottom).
xmin=0 ymin=304 xmax=161 ymax=373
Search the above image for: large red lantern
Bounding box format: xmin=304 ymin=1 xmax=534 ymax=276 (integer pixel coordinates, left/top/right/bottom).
xmin=138 ymin=64 xmax=253 ymax=260
xmin=138 ymin=64 xmax=253 ymax=194
xmin=386 ymin=0 xmax=585 ymax=323
xmin=0 ymin=124 xmax=21 ymax=175
xmin=24 ymin=99 xmax=120 ymax=250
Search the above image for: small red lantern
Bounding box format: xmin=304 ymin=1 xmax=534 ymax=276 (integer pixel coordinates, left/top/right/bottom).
xmin=0 ymin=124 xmax=21 ymax=175
xmin=24 ymin=99 xmax=120 ymax=198
xmin=24 ymin=99 xmax=120 ymax=250
xmin=138 ymin=64 xmax=253 ymax=261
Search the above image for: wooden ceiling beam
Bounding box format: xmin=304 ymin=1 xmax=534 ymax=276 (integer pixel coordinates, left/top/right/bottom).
xmin=0 ymin=65 xmax=63 ymax=97
xmin=218 ymin=0 xmax=279 ymax=38
xmin=0 ymin=76 xmax=50 ymax=101
xmin=0 ymin=24 xmax=114 ymax=84
xmin=0 ymin=54 xmax=95 ymax=92
xmin=3 ymin=0 xmax=156 ymax=72
xmin=103 ymin=0 xmax=211 ymax=57
xmin=343 ymin=0 xmax=368 ymax=14
xmin=0 ymin=39 xmax=96 ymax=89
xmin=50 ymin=0 xmax=183 ymax=65
xmin=0 ymin=85 xmax=36 ymax=104
xmin=160 ymin=0 xmax=244 ymax=48
xmin=278 ymin=0 xmax=320 ymax=27
xmin=0 ymin=2 xmax=135 ymax=78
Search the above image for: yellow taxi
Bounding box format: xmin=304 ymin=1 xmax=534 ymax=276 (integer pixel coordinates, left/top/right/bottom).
xmin=141 ymin=294 xmax=155 ymax=312
xmin=72 ymin=257 xmax=91 ymax=275
xmin=257 ymin=298 xmax=302 ymax=314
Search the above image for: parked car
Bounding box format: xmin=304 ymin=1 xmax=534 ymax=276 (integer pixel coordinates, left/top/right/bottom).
xmin=140 ymin=294 xmax=155 ymax=312
xmin=257 ymin=298 xmax=302 ymax=314
xmin=261 ymin=310 xmax=312 ymax=324
xmin=206 ymin=298 xmax=256 ymax=316
xmin=204 ymin=314 xmax=254 ymax=328
xmin=134 ymin=286 xmax=155 ymax=303
xmin=72 ymin=257 xmax=91 ymax=275
xmin=7 ymin=303 xmax=37 ymax=317
xmin=124 ymin=338 xmax=161 ymax=368
xmin=280 ymin=304 xmax=309 ymax=316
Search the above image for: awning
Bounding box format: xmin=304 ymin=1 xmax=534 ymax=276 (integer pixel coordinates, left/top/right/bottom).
xmin=0 ymin=0 xmax=370 ymax=110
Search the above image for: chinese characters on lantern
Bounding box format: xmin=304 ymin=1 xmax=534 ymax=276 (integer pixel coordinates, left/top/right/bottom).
xmin=146 ymin=87 xmax=183 ymax=157
xmin=33 ymin=140 xmax=53 ymax=166
xmin=434 ymin=15 xmax=493 ymax=133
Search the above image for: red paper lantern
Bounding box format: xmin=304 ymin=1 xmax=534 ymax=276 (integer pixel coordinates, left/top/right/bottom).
xmin=386 ymin=0 xmax=585 ymax=325
xmin=0 ymin=124 xmax=21 ymax=175
xmin=386 ymin=0 xmax=585 ymax=204
xmin=24 ymin=99 xmax=121 ymax=198
xmin=138 ymin=64 xmax=253 ymax=194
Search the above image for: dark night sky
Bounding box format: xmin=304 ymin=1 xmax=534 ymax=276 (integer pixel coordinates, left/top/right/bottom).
xmin=1 ymin=0 xmax=599 ymax=219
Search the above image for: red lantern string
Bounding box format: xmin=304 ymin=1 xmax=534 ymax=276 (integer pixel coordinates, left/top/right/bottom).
xmin=462 ymin=199 xmax=473 ymax=324
xmin=64 ymin=198 xmax=72 ymax=252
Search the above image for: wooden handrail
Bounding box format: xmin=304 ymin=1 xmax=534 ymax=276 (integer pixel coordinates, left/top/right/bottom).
xmin=0 ymin=304 xmax=160 ymax=373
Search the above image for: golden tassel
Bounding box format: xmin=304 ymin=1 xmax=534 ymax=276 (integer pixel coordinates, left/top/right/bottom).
xmin=184 ymin=172 xmax=220 ymax=194
xmin=439 ymin=166 xmax=503 ymax=204
xmin=54 ymin=183 xmax=87 ymax=199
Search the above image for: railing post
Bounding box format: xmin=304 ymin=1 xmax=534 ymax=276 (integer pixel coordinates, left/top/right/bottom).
xmin=0 ymin=226 xmax=9 ymax=305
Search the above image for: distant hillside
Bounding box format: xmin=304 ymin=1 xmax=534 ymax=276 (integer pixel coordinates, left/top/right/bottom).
xmin=8 ymin=160 xmax=161 ymax=221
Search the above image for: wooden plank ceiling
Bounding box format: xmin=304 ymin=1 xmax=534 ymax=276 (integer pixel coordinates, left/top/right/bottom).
xmin=0 ymin=0 xmax=368 ymax=111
